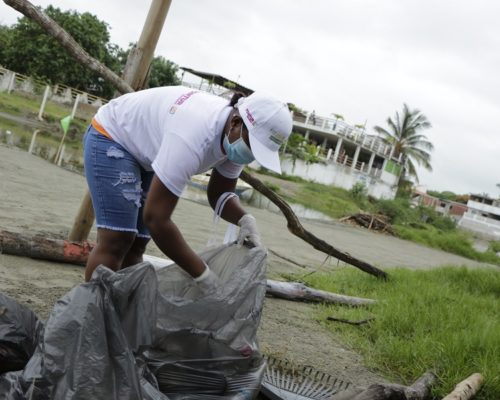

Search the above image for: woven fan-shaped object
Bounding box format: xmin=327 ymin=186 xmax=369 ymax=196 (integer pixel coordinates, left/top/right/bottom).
xmin=260 ymin=357 xmax=353 ymax=400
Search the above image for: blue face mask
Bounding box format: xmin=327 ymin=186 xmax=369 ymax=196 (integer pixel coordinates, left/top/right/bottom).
xmin=223 ymin=125 xmax=255 ymax=165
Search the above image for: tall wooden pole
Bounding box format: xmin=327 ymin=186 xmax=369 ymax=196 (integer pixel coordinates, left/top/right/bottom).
xmin=68 ymin=0 xmax=172 ymax=241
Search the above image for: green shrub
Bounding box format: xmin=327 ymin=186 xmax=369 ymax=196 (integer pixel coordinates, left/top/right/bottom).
xmin=375 ymin=198 xmax=418 ymax=224
xmin=350 ymin=181 xmax=368 ymax=202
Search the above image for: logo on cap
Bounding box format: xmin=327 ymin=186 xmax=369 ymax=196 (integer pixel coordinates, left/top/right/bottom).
xmin=245 ymin=108 xmax=256 ymax=126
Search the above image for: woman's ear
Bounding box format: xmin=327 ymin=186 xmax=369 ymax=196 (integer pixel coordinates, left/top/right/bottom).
xmin=229 ymin=113 xmax=243 ymax=129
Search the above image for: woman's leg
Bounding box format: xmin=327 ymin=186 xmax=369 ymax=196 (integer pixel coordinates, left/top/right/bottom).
xmin=83 ymin=125 xmax=144 ymax=280
xmin=85 ymin=228 xmax=136 ymax=281
xmin=122 ymin=236 xmax=150 ymax=268
xmin=122 ymin=170 xmax=155 ymax=269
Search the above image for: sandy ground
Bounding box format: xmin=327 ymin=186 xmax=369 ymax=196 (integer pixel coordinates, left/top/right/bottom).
xmin=0 ymin=144 xmax=493 ymax=388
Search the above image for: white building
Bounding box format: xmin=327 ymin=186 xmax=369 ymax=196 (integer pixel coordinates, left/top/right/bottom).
xmin=281 ymin=111 xmax=403 ymax=199
xmin=458 ymin=194 xmax=500 ymax=240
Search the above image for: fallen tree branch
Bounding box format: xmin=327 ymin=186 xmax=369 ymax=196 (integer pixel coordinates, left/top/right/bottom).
xmin=340 ymin=213 xmax=395 ymax=235
xmin=327 ymin=316 xmax=375 ymax=326
xmin=4 ymin=0 xmax=388 ymax=280
xmin=266 ymin=280 xmax=376 ymax=306
xmin=240 ymin=171 xmax=388 ymax=280
xmin=3 ymin=0 xmax=133 ymax=95
xmin=442 ymin=373 xmax=484 ymax=400
xmin=333 ymin=370 xmax=437 ymax=400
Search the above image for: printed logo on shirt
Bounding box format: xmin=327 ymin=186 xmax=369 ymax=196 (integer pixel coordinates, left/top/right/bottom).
xmin=245 ymin=108 xmax=256 ymax=126
xmin=174 ymin=91 xmax=198 ymax=106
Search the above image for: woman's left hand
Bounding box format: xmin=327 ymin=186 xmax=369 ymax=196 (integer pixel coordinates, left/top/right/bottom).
xmin=237 ymin=214 xmax=262 ymax=247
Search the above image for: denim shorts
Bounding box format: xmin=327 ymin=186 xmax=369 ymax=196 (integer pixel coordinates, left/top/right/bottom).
xmin=83 ymin=125 xmax=154 ymax=238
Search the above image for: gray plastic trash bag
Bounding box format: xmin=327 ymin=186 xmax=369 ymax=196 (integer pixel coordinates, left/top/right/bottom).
xmin=148 ymin=243 xmax=268 ymax=399
xmin=0 ymin=243 xmax=267 ymax=399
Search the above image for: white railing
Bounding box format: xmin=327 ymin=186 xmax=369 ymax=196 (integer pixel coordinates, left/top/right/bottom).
xmin=292 ymin=111 xmax=397 ymax=160
xmin=0 ymin=66 xmax=108 ymax=107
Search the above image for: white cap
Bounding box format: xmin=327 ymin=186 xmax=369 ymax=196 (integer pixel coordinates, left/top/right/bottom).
xmin=236 ymin=93 xmax=292 ymax=174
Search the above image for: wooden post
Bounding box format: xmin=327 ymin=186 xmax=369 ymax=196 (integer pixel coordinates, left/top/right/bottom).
xmin=68 ymin=192 xmax=95 ymax=242
xmin=57 ymin=144 xmax=65 ymax=166
xmin=54 ymin=125 xmax=69 ymax=164
xmin=68 ymin=0 xmax=172 ymax=241
xmin=28 ymin=129 xmax=39 ymax=154
xmin=70 ymin=93 xmax=80 ymax=119
xmin=121 ymin=0 xmax=172 ymax=90
xmin=37 ymin=85 xmax=50 ymax=120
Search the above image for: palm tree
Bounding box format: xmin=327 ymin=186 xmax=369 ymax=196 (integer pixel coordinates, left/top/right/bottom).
xmin=374 ymin=104 xmax=433 ymax=194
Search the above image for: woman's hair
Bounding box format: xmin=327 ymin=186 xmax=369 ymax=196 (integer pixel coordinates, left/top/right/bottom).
xmin=229 ymin=92 xmax=246 ymax=107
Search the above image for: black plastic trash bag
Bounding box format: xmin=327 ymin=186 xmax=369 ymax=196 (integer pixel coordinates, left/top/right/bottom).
xmin=1 ymin=262 xmax=165 ymax=400
xmin=0 ymin=293 xmax=43 ymax=374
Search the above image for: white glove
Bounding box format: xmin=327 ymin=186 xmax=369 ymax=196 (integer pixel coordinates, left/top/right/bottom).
xmin=193 ymin=263 xmax=220 ymax=295
xmin=237 ymin=214 xmax=262 ymax=247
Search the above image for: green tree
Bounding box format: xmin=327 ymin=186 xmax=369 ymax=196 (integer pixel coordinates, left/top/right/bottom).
xmin=0 ymin=24 xmax=12 ymax=64
xmin=147 ymin=56 xmax=181 ymax=87
xmin=2 ymin=6 xmax=122 ymax=98
xmin=118 ymin=46 xmax=180 ymax=88
xmin=374 ymin=104 xmax=433 ymax=194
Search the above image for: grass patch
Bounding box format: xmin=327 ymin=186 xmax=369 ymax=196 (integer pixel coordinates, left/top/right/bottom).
xmin=298 ymin=267 xmax=500 ymax=399
xmin=0 ymin=91 xmax=93 ymax=124
xmin=395 ymin=225 xmax=500 ymax=265
xmin=281 ymin=181 xmax=369 ymax=219
xmin=489 ymin=241 xmax=500 ymax=253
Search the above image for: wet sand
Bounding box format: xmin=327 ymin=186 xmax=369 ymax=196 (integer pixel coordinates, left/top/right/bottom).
xmin=0 ymin=144 xmax=492 ymax=388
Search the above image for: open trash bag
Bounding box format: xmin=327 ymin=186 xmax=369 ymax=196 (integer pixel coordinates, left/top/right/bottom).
xmin=0 ymin=243 xmax=267 ymax=400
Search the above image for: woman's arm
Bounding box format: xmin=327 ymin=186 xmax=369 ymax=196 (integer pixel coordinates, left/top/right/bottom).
xmin=207 ymin=170 xmax=261 ymax=247
xmin=207 ymin=169 xmax=247 ymax=224
xmin=143 ymin=175 xmax=206 ymax=278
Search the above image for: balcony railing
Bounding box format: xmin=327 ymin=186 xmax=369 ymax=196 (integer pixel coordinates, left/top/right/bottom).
xmin=292 ymin=111 xmax=399 ymax=160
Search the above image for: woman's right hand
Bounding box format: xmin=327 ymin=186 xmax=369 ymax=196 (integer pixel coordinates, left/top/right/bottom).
xmin=193 ymin=263 xmax=220 ymax=295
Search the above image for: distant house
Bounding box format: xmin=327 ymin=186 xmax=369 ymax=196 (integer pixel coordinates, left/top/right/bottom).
xmin=458 ymin=194 xmax=500 ymax=240
xmin=411 ymin=191 xmax=468 ymax=221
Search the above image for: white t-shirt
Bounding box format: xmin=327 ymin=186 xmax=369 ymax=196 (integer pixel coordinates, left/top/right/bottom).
xmin=94 ymin=86 xmax=243 ymax=196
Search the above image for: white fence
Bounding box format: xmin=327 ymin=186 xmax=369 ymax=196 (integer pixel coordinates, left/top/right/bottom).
xmin=0 ymin=66 xmax=108 ymax=107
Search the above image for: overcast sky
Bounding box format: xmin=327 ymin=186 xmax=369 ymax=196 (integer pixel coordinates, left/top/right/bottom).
xmin=2 ymin=0 xmax=499 ymax=196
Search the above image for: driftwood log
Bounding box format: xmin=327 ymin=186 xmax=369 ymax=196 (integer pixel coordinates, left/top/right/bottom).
xmin=340 ymin=213 xmax=395 ymax=235
xmin=442 ymin=373 xmax=484 ymax=400
xmin=333 ymin=371 xmax=437 ymax=400
xmin=266 ymin=280 xmax=376 ymax=306
xmin=4 ymin=0 xmax=387 ymax=280
xmin=0 ymin=230 xmax=91 ymax=265
xmin=0 ymin=230 xmax=374 ymax=306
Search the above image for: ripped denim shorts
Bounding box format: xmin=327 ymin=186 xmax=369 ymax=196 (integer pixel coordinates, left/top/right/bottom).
xmin=83 ymin=125 xmax=154 ymax=238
